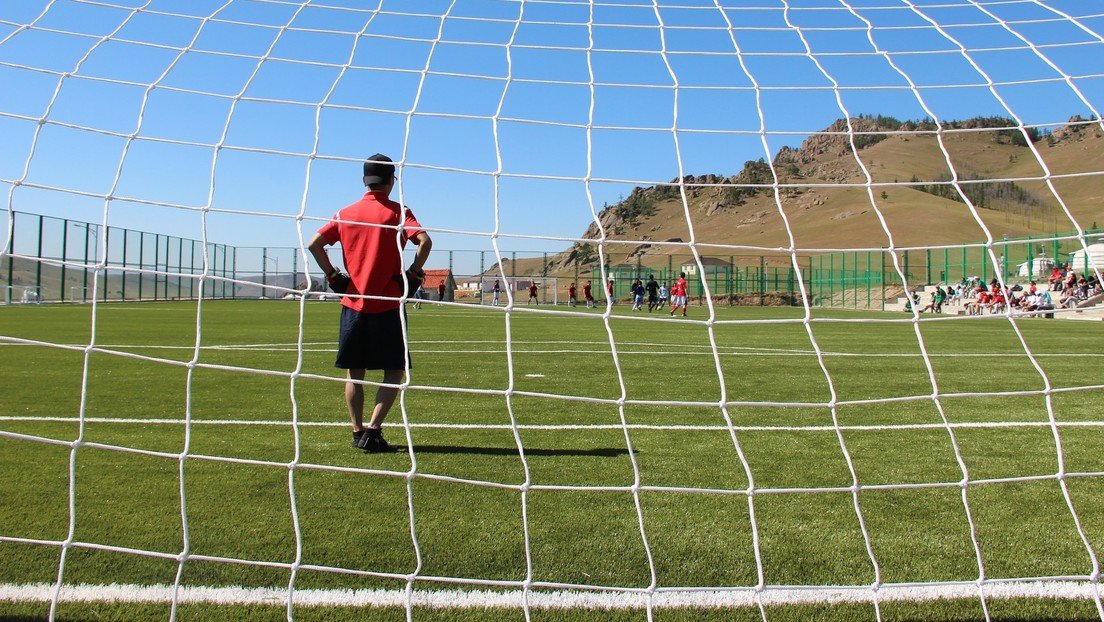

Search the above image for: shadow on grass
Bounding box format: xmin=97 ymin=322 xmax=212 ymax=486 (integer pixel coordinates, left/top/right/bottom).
xmin=403 ymin=445 xmax=632 ymax=457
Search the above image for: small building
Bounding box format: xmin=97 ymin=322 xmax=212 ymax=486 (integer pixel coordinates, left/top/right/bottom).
xmin=679 ymin=256 xmax=730 ymax=276
xmin=421 ymin=269 xmax=457 ymax=302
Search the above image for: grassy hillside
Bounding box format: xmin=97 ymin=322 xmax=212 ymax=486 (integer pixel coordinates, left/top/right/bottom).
xmin=500 ymin=116 xmax=1103 ymax=279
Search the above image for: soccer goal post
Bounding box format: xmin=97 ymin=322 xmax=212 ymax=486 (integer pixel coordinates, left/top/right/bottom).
xmin=2 ymin=2 xmax=1104 ymax=621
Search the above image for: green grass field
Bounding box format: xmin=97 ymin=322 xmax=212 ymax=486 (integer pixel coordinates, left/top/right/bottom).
xmin=1 ymin=299 xmax=1103 ymax=621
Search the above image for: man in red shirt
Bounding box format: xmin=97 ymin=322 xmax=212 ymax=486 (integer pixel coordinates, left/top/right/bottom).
xmin=308 ymin=154 xmax=432 ymax=453
xmin=583 ymin=281 xmax=593 ymax=308
xmin=670 ymin=272 xmax=688 ymax=317
xmin=437 ymin=281 xmax=446 ymax=302
xmin=528 ymin=281 xmax=539 ymax=305
xmin=568 ymin=282 xmax=577 ymax=307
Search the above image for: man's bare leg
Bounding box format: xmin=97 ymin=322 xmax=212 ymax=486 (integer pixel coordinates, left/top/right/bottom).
xmin=367 ymin=369 xmax=404 ymax=429
xmin=346 ymin=368 xmax=366 ymax=433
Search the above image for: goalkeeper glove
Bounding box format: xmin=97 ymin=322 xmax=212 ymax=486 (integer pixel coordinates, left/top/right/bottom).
xmin=326 ymin=270 xmax=351 ymax=294
xmin=394 ymin=268 xmax=424 ymax=298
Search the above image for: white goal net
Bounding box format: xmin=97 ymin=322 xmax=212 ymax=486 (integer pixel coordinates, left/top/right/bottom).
xmin=1 ymin=1 xmax=1103 ymax=621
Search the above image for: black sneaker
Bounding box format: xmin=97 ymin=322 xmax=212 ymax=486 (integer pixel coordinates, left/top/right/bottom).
xmin=352 ymin=430 xmax=369 ymax=449
xmin=361 ymin=428 xmax=393 ymax=453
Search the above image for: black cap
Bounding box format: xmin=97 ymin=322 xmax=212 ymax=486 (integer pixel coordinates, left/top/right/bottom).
xmin=363 ymin=153 xmax=395 ymax=186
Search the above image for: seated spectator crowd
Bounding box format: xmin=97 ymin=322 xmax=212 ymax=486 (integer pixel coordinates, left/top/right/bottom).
xmin=907 ymin=264 xmax=1101 ymax=317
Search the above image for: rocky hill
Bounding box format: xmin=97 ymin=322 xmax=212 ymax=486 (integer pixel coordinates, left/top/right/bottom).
xmin=500 ymin=114 xmax=1103 ymax=278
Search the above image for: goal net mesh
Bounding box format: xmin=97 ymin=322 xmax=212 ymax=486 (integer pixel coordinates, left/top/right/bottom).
xmin=1 ymin=0 xmax=1103 ymax=620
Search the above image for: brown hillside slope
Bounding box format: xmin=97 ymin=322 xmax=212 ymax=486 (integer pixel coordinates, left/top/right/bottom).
xmin=492 ymin=116 xmax=1104 ymax=278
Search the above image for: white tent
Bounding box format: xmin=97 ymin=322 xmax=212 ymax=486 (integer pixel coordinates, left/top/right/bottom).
xmin=1016 ymin=257 xmax=1055 ymax=278
xmin=1068 ymin=243 xmax=1104 ymax=274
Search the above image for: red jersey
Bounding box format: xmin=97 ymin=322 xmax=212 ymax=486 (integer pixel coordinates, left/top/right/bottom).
xmin=438 ymin=283 xmax=446 ymax=297
xmin=317 ymin=191 xmax=423 ymax=314
xmin=672 ymin=277 xmax=687 ymax=297
xmin=528 ymin=285 xmax=538 ymax=296
xmin=568 ymin=285 xmax=576 ymax=297
xmin=583 ymin=283 xmax=592 ymax=299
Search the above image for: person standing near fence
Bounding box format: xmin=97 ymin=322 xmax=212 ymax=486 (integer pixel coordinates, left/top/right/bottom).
xmin=308 ymin=154 xmax=432 ymax=453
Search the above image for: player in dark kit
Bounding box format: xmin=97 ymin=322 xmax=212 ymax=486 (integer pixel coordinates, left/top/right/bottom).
xmin=646 ymin=275 xmax=659 ymax=311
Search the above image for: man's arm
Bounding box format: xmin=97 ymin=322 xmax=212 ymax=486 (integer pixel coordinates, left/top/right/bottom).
xmin=307 ymin=232 xmax=339 ymax=277
xmin=408 ymin=231 xmax=432 ymax=273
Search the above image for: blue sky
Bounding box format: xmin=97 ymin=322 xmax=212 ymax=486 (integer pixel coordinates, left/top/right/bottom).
xmin=1 ymin=0 xmax=1102 ymax=275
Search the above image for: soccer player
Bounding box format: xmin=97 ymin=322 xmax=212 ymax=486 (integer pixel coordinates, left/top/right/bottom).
xmin=583 ymin=280 xmax=594 ymax=308
xmin=646 ymin=275 xmax=659 ymax=311
xmin=437 ymin=280 xmax=446 ymax=302
xmin=528 ymin=281 xmax=539 ymax=305
xmin=631 ymin=279 xmax=645 ymax=311
xmin=658 ymin=282 xmax=668 ymax=307
xmin=568 ymin=282 xmax=577 ymax=307
xmin=670 ymin=272 xmax=688 ymax=317
xmin=413 ymin=284 xmax=424 ymax=310
xmin=607 ymin=277 xmax=615 ymax=304
xmin=492 ymin=279 xmax=501 ymax=306
xmin=308 ymin=153 xmax=431 ymax=453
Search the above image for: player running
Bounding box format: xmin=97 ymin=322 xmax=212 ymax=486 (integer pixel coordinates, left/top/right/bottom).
xmin=670 ymin=272 xmax=688 ymax=317
xmin=631 ymin=279 xmax=645 ymax=311
xmin=568 ymin=282 xmax=577 ymax=307
xmin=583 ymin=280 xmax=594 ymax=308
xmin=645 ymin=275 xmax=659 ymax=311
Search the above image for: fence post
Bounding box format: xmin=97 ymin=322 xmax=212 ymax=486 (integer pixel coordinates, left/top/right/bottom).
xmin=36 ymin=214 xmax=43 ymax=297
xmin=926 ymin=248 xmax=931 ymax=285
xmin=122 ymin=229 xmax=130 ymax=301
xmin=190 ymin=239 xmax=196 ymax=299
xmin=61 ymin=219 xmax=68 ymax=302
xmin=1001 ymin=235 xmax=1008 ymax=283
xmin=225 ymin=246 xmax=231 ymax=298
xmin=138 ymin=231 xmax=145 ymax=301
xmin=177 ymin=238 xmax=183 ymax=299
xmin=759 ymin=255 xmax=766 ymax=306
xmin=83 ymin=222 xmax=90 ymax=302
xmin=866 ymin=250 xmax=871 ymax=309
xmin=881 ymin=249 xmax=886 ymax=311
xmin=103 ymin=227 xmax=110 ymax=302
xmin=6 ymin=212 xmax=14 ymax=299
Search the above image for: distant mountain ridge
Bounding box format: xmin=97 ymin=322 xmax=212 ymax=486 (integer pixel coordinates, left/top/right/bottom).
xmin=507 ymin=114 xmax=1104 ymax=278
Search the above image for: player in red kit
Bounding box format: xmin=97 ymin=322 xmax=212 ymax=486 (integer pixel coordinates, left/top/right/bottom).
xmin=528 ymin=281 xmax=539 ymax=305
xmin=568 ymin=282 xmax=577 ymax=307
xmin=583 ymin=281 xmax=594 ymax=308
xmin=670 ymin=272 xmax=688 ymax=317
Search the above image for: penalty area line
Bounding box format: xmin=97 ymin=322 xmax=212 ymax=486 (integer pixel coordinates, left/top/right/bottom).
xmin=0 ymin=581 xmax=1098 ymax=610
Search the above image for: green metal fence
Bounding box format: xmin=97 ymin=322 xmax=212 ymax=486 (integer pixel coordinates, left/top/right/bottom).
xmin=3 ymin=211 xmax=236 ymax=303
xmin=5 ymin=209 xmax=1100 ymax=308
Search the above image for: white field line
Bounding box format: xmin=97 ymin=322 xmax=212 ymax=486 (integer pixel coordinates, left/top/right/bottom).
xmin=2 ymin=416 xmax=1103 ymax=432
xmin=0 ymin=581 xmax=1097 ymax=609
xmin=2 ymin=341 xmax=1103 ymax=358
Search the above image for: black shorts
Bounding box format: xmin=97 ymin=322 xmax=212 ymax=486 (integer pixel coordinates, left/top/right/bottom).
xmin=335 ymin=306 xmax=410 ymax=371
